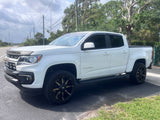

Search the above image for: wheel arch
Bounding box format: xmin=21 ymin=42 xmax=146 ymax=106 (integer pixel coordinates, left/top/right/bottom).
xmin=43 ymin=63 xmax=77 ymax=87
xmin=134 ymin=59 xmax=146 ymax=66
xmin=126 ymin=58 xmax=146 ymax=73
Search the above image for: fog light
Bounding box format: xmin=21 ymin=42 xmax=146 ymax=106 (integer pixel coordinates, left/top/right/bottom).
xmin=18 ymin=72 xmax=34 ymax=84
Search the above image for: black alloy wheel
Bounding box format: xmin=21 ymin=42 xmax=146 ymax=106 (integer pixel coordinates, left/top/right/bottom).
xmin=44 ymin=70 xmax=75 ymax=104
xmin=136 ymin=65 xmax=146 ymax=82
xmin=130 ymin=62 xmax=146 ymax=84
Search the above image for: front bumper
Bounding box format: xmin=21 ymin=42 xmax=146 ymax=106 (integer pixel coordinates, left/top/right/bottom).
xmin=4 ymin=66 xmax=42 ymax=94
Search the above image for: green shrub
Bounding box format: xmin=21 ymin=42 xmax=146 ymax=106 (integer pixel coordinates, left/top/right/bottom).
xmin=131 ymin=40 xmax=145 ymax=46
xmin=153 ymin=42 xmax=160 ymax=66
xmin=131 ymin=40 xmax=155 ymax=47
xmin=145 ymin=41 xmax=155 ymax=47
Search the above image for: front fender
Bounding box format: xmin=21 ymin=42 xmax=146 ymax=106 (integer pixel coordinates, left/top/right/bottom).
xmin=43 ymin=54 xmax=80 ymax=78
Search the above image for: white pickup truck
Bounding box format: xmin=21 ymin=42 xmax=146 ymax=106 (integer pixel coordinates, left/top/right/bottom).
xmin=4 ymin=31 xmax=152 ymax=104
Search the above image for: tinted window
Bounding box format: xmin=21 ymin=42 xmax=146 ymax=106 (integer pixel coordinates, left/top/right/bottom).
xmin=109 ymin=35 xmax=124 ymax=48
xmin=85 ymin=35 xmax=106 ymax=49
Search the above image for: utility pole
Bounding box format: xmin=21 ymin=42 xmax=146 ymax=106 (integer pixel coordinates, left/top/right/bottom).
xmin=75 ymin=0 xmax=79 ymax=31
xmin=33 ymin=26 xmax=35 ymax=40
xmin=29 ymin=32 xmax=31 ymax=39
xmin=8 ymin=31 xmax=11 ymax=45
xmin=43 ymin=15 xmax=45 ymax=45
xmin=50 ymin=10 xmax=52 ymax=32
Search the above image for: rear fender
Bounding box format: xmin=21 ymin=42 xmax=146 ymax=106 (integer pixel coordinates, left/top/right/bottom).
xmin=126 ymin=54 xmax=146 ymax=73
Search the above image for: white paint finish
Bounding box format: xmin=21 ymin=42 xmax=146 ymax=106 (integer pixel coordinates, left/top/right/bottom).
xmin=107 ymin=46 xmax=129 ymax=75
xmin=126 ymin=47 xmax=152 ymax=72
xmin=80 ymin=49 xmax=110 ymax=79
xmin=3 ymin=31 xmax=153 ymax=89
xmin=20 ymin=53 xmax=80 ymax=88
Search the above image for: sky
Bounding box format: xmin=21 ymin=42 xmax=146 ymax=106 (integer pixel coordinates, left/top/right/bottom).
xmin=0 ymin=0 xmax=108 ymax=43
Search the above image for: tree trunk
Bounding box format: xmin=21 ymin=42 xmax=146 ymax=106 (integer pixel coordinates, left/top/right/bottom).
xmin=127 ymin=31 xmax=131 ymax=45
xmin=126 ymin=24 xmax=132 ymax=45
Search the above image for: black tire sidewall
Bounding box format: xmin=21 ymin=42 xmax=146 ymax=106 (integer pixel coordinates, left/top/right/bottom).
xmin=130 ymin=62 xmax=146 ymax=84
xmin=43 ymin=70 xmax=76 ymax=104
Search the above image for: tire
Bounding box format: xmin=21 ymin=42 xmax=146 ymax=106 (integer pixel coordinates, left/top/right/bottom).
xmin=44 ymin=70 xmax=75 ymax=104
xmin=130 ymin=62 xmax=146 ymax=84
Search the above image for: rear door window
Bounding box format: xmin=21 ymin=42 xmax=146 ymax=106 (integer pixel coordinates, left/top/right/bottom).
xmin=109 ymin=35 xmax=124 ymax=48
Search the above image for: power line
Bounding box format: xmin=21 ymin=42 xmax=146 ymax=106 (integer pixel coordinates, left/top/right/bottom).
xmin=36 ymin=0 xmax=54 ymax=29
xmin=27 ymin=0 xmax=54 ymax=39
xmin=46 ymin=15 xmax=64 ymax=32
xmin=50 ymin=16 xmax=64 ymax=27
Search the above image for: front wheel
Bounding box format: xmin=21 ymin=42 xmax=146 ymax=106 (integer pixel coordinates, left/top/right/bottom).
xmin=44 ymin=70 xmax=75 ymax=104
xmin=130 ymin=62 xmax=146 ymax=84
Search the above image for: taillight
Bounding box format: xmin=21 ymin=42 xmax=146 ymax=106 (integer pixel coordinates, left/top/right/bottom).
xmin=152 ymin=50 xmax=154 ymax=60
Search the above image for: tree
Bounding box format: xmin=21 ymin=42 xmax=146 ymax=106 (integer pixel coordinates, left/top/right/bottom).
xmin=23 ymin=0 xmax=160 ymax=46
xmin=22 ymin=32 xmax=48 ymax=46
xmin=133 ymin=0 xmax=160 ymax=41
xmin=62 ymin=4 xmax=76 ymax=32
xmin=104 ymin=0 xmax=160 ymax=44
xmin=62 ymin=0 xmax=103 ymax=32
xmin=48 ymin=30 xmax=65 ymax=43
xmin=0 ymin=40 xmax=9 ymax=46
xmin=34 ymin=32 xmax=44 ymax=45
xmin=104 ymin=1 xmax=123 ymax=32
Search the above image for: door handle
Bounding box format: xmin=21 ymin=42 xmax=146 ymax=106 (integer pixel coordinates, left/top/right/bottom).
xmin=122 ymin=50 xmax=127 ymax=54
xmin=105 ymin=52 xmax=109 ymax=55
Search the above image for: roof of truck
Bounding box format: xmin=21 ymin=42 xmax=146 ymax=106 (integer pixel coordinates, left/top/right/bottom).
xmin=71 ymin=31 xmax=123 ymax=36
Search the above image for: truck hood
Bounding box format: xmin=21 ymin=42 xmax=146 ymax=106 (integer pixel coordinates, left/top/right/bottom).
xmin=9 ymin=45 xmax=68 ymax=51
xmin=8 ymin=45 xmax=78 ymax=55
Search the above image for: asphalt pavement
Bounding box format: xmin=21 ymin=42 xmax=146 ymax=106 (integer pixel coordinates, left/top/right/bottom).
xmin=0 ymin=47 xmax=11 ymax=62
xmin=0 ymin=47 xmax=160 ymax=120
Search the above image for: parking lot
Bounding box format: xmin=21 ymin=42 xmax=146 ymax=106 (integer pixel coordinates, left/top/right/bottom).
xmin=0 ymin=47 xmax=160 ymax=120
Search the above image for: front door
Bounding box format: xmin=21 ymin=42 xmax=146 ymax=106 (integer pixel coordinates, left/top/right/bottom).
xmin=80 ymin=34 xmax=110 ymax=80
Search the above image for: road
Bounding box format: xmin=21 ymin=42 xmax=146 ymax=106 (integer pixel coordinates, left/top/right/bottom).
xmin=0 ymin=47 xmax=11 ymax=62
xmin=0 ymin=47 xmax=160 ymax=120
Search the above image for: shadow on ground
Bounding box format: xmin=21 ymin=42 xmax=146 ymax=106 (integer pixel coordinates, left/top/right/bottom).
xmin=21 ymin=78 xmax=160 ymax=113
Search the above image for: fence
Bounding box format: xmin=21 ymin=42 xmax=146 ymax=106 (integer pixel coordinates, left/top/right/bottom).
xmin=153 ymin=43 xmax=160 ymax=66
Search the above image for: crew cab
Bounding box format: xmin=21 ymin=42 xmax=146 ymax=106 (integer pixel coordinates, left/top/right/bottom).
xmin=3 ymin=31 xmax=152 ymax=104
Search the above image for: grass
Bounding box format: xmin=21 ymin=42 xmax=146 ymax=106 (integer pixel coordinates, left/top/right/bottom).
xmin=88 ymin=95 xmax=160 ymax=120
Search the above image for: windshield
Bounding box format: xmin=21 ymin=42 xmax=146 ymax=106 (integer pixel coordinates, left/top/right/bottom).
xmin=49 ymin=33 xmax=87 ymax=46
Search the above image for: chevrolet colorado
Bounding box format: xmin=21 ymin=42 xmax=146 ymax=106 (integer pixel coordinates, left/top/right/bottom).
xmin=3 ymin=31 xmax=152 ymax=104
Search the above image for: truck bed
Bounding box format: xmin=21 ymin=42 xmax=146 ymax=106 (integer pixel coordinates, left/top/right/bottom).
xmin=129 ymin=45 xmax=152 ymax=48
xmin=128 ymin=45 xmax=152 ymax=69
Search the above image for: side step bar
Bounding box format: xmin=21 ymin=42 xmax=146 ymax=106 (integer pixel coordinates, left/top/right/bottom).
xmin=78 ymin=74 xmax=129 ymax=84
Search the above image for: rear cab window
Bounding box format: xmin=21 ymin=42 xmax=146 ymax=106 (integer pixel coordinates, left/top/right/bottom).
xmin=108 ymin=34 xmax=124 ymax=48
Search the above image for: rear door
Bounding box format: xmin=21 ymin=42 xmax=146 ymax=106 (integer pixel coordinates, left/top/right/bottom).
xmin=107 ymin=34 xmax=129 ymax=74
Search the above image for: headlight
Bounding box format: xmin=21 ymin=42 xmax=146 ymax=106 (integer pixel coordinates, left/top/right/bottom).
xmin=17 ymin=55 xmax=42 ymax=65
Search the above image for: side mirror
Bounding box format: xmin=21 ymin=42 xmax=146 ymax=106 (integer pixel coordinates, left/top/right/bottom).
xmin=83 ymin=42 xmax=95 ymax=49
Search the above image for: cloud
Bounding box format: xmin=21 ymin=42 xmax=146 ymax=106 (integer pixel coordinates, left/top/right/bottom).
xmin=0 ymin=0 xmax=106 ymax=43
xmin=0 ymin=0 xmax=72 ymax=43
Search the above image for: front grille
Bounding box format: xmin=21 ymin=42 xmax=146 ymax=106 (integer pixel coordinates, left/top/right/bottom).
xmin=5 ymin=62 xmax=16 ymax=71
xmin=7 ymin=54 xmax=20 ymax=59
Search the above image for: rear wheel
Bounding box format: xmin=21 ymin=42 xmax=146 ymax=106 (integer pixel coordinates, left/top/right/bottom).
xmin=44 ymin=70 xmax=75 ymax=104
xmin=130 ymin=62 xmax=146 ymax=84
